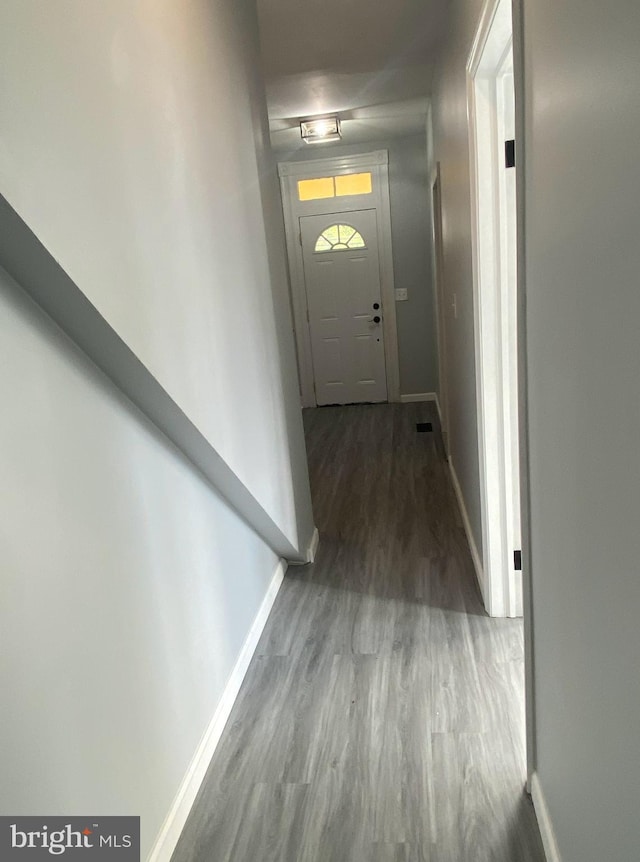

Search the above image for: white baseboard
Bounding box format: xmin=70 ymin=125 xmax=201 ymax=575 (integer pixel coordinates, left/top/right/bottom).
xmin=148 ymin=558 xmax=287 ymax=862
xmin=433 ymin=393 xmax=443 ymax=426
xmin=287 ymin=525 xmax=319 ymax=566
xmin=399 ymin=391 xmax=438 ymax=403
xmin=531 ymin=772 xmax=562 ymax=862
xmin=448 ymin=459 xmax=486 ymax=606
xmin=306 ymin=526 xmax=319 ymax=563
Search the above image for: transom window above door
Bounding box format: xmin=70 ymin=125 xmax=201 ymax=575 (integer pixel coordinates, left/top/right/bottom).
xmin=297 ymin=172 xmax=373 ymax=202
xmin=314 ymin=224 xmax=367 ymax=252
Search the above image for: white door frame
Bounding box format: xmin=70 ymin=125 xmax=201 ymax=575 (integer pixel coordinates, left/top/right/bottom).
xmin=511 ymin=0 xmax=536 ymax=793
xmin=278 ymin=151 xmax=400 ymax=407
xmin=467 ymin=0 xmax=521 ymax=618
xmin=431 ymin=162 xmax=450 ymax=456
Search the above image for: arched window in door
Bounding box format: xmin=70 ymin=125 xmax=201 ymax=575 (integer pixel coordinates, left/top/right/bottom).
xmin=314 ymin=223 xmax=366 ymax=253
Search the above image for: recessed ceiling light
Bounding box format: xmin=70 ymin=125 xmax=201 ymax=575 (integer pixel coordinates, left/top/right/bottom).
xmin=300 ymin=117 xmax=341 ymax=144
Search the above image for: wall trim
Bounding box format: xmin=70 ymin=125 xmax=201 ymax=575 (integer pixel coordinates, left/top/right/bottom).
xmin=431 ymin=162 xmax=449 ymax=457
xmin=448 ymin=459 xmax=487 ymax=606
xmin=148 ymin=558 xmax=287 ymax=862
xmin=278 ymin=150 xmax=388 ymax=177
xmin=435 ymin=392 xmax=449 ymax=460
xmin=512 ymin=0 xmax=537 ymax=786
xmin=467 ymin=0 xmax=521 ymax=621
xmin=531 ymin=772 xmax=562 ymax=862
xmin=399 ymin=392 xmax=437 ymax=403
xmin=306 ymin=527 xmax=320 ymax=563
xmin=0 ymin=194 xmax=304 ymax=563
xmin=434 ymin=393 xmax=443 ymax=426
xmin=288 ymin=525 xmax=320 ymax=566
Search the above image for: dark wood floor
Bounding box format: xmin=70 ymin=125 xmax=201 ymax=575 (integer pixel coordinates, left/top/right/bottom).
xmin=172 ymin=402 xmax=544 ymax=862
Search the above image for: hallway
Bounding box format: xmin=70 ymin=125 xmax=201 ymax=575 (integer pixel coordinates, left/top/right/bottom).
xmin=172 ymin=403 xmax=544 ymax=862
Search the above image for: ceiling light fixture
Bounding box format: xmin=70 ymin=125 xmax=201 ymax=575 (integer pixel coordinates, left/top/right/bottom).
xmin=300 ymin=117 xmax=341 ymax=144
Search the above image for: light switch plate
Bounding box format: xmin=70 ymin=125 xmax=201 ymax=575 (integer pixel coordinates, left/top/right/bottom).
xmin=395 ymin=288 xmax=408 ymax=301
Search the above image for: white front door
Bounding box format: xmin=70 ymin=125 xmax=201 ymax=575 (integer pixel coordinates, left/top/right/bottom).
xmin=300 ymin=209 xmax=387 ymax=406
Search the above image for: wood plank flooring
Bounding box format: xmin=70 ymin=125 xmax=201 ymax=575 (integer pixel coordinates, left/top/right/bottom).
xmin=172 ymin=403 xmax=544 ymax=862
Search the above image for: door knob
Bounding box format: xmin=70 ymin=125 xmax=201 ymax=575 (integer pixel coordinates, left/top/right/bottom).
xmin=372 ymin=315 xmax=381 ymax=323
xmin=373 ymin=302 xmax=380 ymax=310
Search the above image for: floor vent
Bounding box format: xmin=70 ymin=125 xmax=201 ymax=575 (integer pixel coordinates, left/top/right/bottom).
xmin=416 ymin=422 xmax=433 ymax=432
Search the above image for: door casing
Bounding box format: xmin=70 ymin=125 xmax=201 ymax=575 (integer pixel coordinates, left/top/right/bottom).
xmin=279 ymin=150 xmax=400 ymax=407
xmin=467 ymin=0 xmax=536 ymax=789
xmin=467 ymin=0 xmax=522 ymax=619
xmin=431 ymin=163 xmax=450 ymax=457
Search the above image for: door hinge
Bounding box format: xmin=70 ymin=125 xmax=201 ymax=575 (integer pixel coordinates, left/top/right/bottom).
xmin=514 ymin=549 xmax=522 ymax=571
xmin=505 ymin=139 xmax=515 ymax=168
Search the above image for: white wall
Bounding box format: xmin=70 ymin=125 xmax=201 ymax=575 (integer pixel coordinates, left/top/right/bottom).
xmin=431 ymin=0 xmax=640 ymax=859
xmin=523 ymin=0 xmax=640 ymax=859
xmin=429 ymin=9 xmax=485 ymax=556
xmin=281 ymin=134 xmax=439 ymax=396
xmin=240 ymin=2 xmax=315 ymax=539
xmin=0 ymin=264 xmax=279 ymax=857
xmin=0 ymin=0 xmax=313 ymax=550
xmin=0 ymin=0 xmax=314 ymax=857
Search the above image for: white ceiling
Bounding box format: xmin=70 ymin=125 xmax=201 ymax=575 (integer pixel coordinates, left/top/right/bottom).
xmin=268 ymin=96 xmax=431 ymax=155
xmin=257 ymin=0 xmax=450 ymax=151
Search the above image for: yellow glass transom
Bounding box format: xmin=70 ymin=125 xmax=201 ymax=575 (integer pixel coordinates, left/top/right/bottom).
xmin=335 ymin=172 xmax=373 ymax=197
xmin=297 ymin=172 xmax=373 ymax=202
xmin=297 ymin=177 xmax=335 ymax=201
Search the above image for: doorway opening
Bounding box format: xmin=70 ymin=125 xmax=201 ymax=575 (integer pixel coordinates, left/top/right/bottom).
xmin=467 ymin=0 xmax=521 ymax=618
xmin=278 ymin=151 xmax=400 ymax=407
xmin=431 ymin=162 xmax=450 ymax=458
